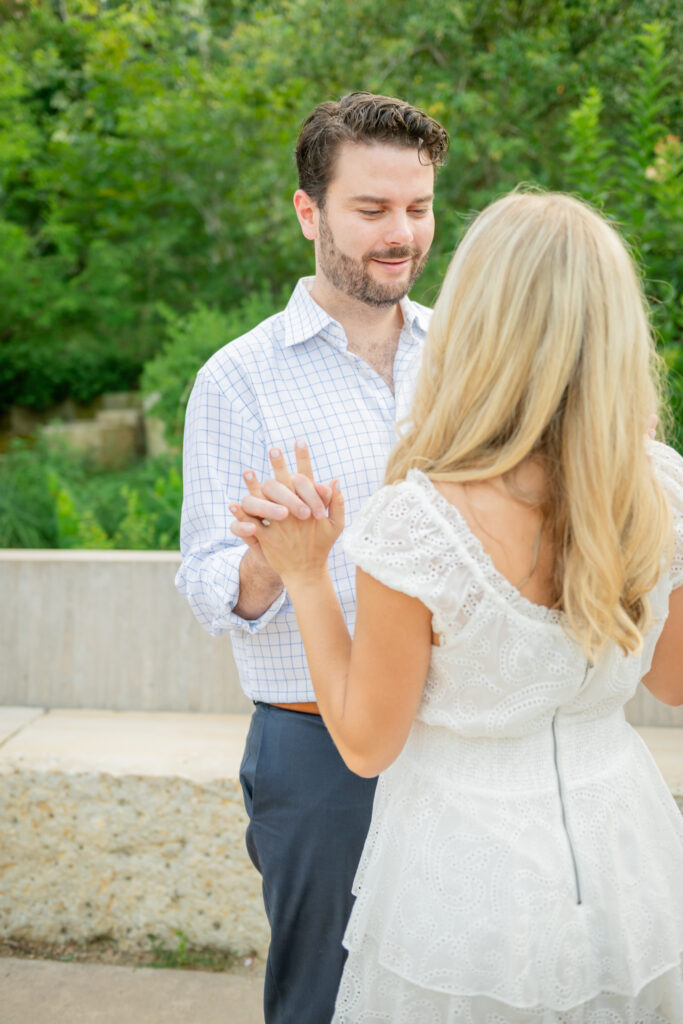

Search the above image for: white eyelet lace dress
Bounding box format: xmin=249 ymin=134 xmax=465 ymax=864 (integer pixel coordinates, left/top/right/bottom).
xmin=333 ymin=441 xmax=683 ymax=1023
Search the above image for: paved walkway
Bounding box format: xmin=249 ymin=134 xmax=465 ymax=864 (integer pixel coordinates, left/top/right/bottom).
xmin=0 ymin=956 xmax=264 ymax=1024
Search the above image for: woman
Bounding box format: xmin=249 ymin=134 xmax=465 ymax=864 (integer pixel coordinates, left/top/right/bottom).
xmin=231 ymin=191 xmax=683 ymax=1021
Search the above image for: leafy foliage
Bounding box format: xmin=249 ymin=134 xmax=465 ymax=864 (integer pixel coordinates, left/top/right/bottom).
xmin=0 ymin=437 xmax=59 ymax=547
xmin=0 ymin=0 xmax=681 ymax=547
xmin=1 ymin=0 xmax=680 ymax=413
xmin=0 ymin=435 xmax=181 ymax=549
xmin=562 ymin=22 xmax=683 ymax=444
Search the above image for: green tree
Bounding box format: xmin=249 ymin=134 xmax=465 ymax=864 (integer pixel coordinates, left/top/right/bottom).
xmin=0 ymin=0 xmax=680 ymax=418
xmin=563 ymin=21 xmax=682 ymax=443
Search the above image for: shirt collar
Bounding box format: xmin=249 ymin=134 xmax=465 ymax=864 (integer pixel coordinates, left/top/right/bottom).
xmin=282 ymin=278 xmax=337 ymax=348
xmin=282 ymin=277 xmax=430 ymax=348
xmin=399 ymin=293 xmax=431 ymax=338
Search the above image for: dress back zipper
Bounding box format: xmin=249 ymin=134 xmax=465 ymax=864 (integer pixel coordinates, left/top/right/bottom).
xmin=551 ymin=710 xmax=583 ymax=906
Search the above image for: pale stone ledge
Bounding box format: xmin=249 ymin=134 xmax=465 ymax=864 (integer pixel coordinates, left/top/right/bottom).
xmin=0 ymin=708 xmax=269 ymax=958
xmin=0 ymin=550 xmax=251 ymax=714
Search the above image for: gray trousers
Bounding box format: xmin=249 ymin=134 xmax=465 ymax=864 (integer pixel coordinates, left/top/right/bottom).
xmin=239 ymin=702 xmax=377 ymax=1024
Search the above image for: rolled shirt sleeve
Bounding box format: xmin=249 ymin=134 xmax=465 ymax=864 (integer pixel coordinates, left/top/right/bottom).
xmin=175 ymin=366 xmax=286 ymax=636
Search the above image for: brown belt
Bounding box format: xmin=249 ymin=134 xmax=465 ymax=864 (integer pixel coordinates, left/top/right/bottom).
xmin=270 ymin=701 xmax=320 ymax=715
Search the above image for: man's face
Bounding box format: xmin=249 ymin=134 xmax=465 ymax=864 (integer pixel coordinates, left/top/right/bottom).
xmin=313 ymin=142 xmax=436 ymax=307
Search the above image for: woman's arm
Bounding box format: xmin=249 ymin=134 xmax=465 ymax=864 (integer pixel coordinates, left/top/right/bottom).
xmin=230 ymin=447 xmax=433 ymax=776
xmin=286 ymin=566 xmax=432 ymax=777
xmin=641 ymin=585 xmax=683 ymax=706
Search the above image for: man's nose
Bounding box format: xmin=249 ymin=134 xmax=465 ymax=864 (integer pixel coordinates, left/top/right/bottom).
xmin=383 ymin=213 xmax=414 ymax=247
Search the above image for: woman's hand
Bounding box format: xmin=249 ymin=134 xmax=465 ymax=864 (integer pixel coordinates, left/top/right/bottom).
xmin=233 ymin=444 xmax=332 ymax=528
xmin=229 ymin=442 xmax=332 ymax=563
xmin=229 ymin=442 xmax=344 ymax=585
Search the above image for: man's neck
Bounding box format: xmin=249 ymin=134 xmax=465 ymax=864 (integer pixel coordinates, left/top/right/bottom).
xmin=308 ymin=276 xmax=405 ymax=354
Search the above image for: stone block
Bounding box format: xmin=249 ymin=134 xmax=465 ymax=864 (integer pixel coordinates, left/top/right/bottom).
xmin=143 ymin=414 xmax=175 ymax=457
xmin=0 ymin=710 xmax=269 ymax=957
xmin=99 ymin=392 xmax=142 ymax=411
xmin=42 ymin=408 xmax=145 ymax=469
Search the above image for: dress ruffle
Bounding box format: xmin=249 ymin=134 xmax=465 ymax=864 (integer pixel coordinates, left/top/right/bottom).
xmin=334 ymin=936 xmax=683 ymax=1023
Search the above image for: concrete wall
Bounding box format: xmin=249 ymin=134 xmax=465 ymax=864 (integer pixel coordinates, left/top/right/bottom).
xmin=1 ymin=549 xmax=682 ymax=725
xmin=0 ymin=550 xmax=251 ymax=714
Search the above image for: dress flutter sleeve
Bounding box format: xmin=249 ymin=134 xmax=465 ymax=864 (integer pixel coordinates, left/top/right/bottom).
xmin=650 ymin=440 xmax=683 ymax=589
xmin=343 ymin=477 xmax=453 ymax=615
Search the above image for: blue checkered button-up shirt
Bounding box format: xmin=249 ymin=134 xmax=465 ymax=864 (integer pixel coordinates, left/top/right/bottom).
xmin=176 ymin=277 xmax=431 ymax=701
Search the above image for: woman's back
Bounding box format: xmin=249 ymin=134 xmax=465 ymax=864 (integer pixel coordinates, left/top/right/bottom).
xmin=334 ymin=442 xmax=683 ymax=1021
xmin=346 ymin=458 xmax=674 ymax=738
xmin=433 ymin=457 xmax=555 ymax=611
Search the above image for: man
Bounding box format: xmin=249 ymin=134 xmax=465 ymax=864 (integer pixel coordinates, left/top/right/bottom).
xmin=176 ymin=92 xmax=448 ymax=1023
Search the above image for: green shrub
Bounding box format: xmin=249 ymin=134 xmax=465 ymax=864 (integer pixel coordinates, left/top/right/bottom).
xmin=2 ymin=0 xmax=680 ymax=414
xmin=0 ymin=438 xmax=59 ymax=547
xmin=563 ymin=22 xmax=682 ymax=445
xmin=0 ymin=435 xmax=182 ymax=550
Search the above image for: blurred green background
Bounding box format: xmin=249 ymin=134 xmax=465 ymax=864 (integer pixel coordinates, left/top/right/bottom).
xmin=0 ymin=0 xmax=681 ymax=549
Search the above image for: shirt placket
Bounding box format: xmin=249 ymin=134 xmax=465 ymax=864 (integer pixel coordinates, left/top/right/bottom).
xmin=322 ymin=322 xmax=397 ymax=430
xmin=394 ymin=323 xmax=423 ymax=421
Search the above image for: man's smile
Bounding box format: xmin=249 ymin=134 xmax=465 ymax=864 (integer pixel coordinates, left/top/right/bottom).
xmin=371 ymin=257 xmax=413 ymax=271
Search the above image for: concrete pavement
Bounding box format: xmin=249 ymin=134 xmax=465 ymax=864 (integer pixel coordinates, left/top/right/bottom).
xmin=0 ymin=956 xmax=264 ymax=1024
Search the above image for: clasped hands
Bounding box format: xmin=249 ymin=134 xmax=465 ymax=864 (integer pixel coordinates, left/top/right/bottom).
xmin=229 ymin=441 xmax=344 ymax=584
xmin=228 ymin=416 xmax=660 ymax=582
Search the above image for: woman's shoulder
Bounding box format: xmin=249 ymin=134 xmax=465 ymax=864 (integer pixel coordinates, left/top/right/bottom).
xmin=345 ymin=471 xmax=437 ymax=547
xmin=650 ymin=439 xmax=683 ymax=479
xmin=342 ymin=472 xmax=464 ymax=605
xmin=649 ymin=440 xmax=683 ymax=515
xmin=346 ymin=468 xmax=476 ymax=538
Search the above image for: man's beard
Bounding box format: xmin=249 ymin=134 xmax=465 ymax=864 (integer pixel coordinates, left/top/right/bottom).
xmin=317 ymin=211 xmax=428 ymax=307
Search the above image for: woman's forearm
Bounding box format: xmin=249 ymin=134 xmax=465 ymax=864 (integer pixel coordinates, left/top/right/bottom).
xmin=231 ymin=454 xmax=431 ymax=777
xmin=285 ymin=567 xmax=433 ymax=777
xmin=285 ymin=572 xmax=355 ymax=749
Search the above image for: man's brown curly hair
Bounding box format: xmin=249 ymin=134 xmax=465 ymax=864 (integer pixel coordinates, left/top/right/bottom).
xmin=295 ymin=92 xmax=449 ymax=206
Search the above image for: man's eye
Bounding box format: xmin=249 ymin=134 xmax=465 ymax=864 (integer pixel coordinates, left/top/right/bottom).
xmin=410 ymin=208 xmax=429 ymax=216
xmin=359 ymin=210 xmax=382 ymax=216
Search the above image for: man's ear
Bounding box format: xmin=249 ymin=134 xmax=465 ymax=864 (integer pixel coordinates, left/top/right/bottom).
xmin=293 ymin=189 xmax=319 ymax=241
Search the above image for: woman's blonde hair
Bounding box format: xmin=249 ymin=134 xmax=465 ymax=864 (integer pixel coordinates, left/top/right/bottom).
xmin=386 ymin=189 xmax=673 ymax=656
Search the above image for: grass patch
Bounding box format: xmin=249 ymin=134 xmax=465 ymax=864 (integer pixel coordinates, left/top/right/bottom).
xmin=0 ymin=932 xmax=258 ymax=975
xmin=147 ymin=930 xmax=242 ymax=972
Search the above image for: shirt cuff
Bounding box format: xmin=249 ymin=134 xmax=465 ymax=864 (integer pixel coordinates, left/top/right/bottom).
xmin=220 ymin=587 xmax=288 ymax=635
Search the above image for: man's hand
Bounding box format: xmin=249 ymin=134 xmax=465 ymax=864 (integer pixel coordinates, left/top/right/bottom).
xmin=229 ymin=442 xmax=334 ymax=619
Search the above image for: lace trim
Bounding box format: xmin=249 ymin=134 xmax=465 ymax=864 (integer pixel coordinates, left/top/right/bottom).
xmin=406 ymin=469 xmax=567 ymax=627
